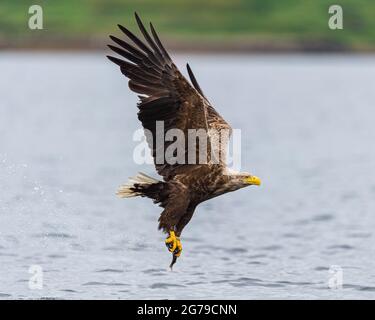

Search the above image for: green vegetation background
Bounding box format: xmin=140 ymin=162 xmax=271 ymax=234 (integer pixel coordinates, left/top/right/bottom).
xmin=0 ymin=0 xmax=374 ymax=50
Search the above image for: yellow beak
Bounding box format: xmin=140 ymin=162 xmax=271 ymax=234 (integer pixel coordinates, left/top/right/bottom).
xmin=245 ymin=175 xmax=261 ymax=186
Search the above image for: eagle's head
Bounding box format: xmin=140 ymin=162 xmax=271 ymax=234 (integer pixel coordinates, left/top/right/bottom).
xmin=223 ymin=169 xmax=261 ymax=190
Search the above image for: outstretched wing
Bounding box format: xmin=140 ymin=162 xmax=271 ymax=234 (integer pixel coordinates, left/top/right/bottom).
xmin=108 ymin=13 xmax=232 ymax=177
xmin=108 ymin=13 xmax=212 ymax=179
xmin=186 ymin=64 xmax=232 ymax=165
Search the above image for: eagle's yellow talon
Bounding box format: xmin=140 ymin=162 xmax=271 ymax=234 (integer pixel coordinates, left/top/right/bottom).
xmin=165 ymin=230 xmax=177 ymax=252
xmin=174 ymin=239 xmax=182 ymax=257
xmin=165 ymin=231 xmax=182 ymax=256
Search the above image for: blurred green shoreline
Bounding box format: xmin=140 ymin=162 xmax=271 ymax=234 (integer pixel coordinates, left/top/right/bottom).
xmin=1 ymin=0 xmax=375 ymax=53
xmin=2 ymin=37 xmax=374 ymax=53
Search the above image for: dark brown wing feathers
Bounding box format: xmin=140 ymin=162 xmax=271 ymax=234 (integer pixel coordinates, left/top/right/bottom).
xmin=107 ymin=13 xmax=211 ymax=180
xmin=186 ymin=63 xmax=206 ymax=100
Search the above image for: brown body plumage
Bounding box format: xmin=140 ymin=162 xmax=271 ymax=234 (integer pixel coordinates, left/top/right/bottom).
xmin=107 ymin=13 xmax=261 ymax=266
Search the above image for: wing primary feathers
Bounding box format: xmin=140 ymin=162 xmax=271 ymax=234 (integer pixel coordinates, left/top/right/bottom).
xmin=186 ymin=63 xmax=206 ymax=99
xmin=107 ymin=55 xmax=151 ymax=80
xmin=149 ymin=22 xmax=172 ymax=62
xmin=123 ymin=66 xmax=161 ymax=82
xmin=110 ymin=35 xmax=163 ymax=71
xmin=106 ymin=55 xmax=136 ymax=68
xmin=129 ymin=81 xmax=169 ymax=96
xmin=134 ymin=12 xmax=164 ymax=61
xmin=117 ymin=24 xmax=160 ymax=66
xmin=124 ymin=70 xmax=162 ymax=87
xmin=107 ymin=45 xmax=143 ymax=64
xmin=109 ymin=35 xmax=146 ymax=60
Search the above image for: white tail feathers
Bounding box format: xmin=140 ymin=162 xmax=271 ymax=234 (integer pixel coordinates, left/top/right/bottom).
xmin=116 ymin=172 xmax=160 ymax=198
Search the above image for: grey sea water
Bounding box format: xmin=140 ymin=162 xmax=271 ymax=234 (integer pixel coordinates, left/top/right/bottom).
xmin=1 ymin=52 xmax=375 ymax=299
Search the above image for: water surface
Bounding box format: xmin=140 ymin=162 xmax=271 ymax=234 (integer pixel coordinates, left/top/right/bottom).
xmin=1 ymin=52 xmax=375 ymax=299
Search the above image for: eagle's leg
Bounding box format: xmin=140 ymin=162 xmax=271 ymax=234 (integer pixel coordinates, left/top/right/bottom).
xmin=165 ymin=230 xmax=182 ymax=257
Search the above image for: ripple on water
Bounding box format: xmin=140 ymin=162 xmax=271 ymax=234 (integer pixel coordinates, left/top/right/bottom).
xmin=229 ymin=277 xmax=284 ymax=288
xmin=282 ymin=233 xmax=300 ymax=238
xmin=359 ymin=286 xmax=375 ymax=292
xmin=327 ymin=244 xmax=354 ymax=250
xmin=150 ymin=283 xmax=185 ymax=289
xmin=224 ymin=247 xmax=248 ymax=254
xmin=33 ymin=232 xmax=74 ymax=239
xmin=211 ymin=279 xmax=232 ymax=284
xmin=183 ymin=237 xmax=202 ymax=243
xmin=102 ymin=246 xmax=124 ymax=252
xmin=47 ymin=254 xmax=66 ymax=259
xmin=0 ymin=253 xmax=17 ymax=257
xmin=82 ymin=282 xmax=128 ymax=287
xmin=276 ymin=280 xmax=314 ymax=286
xmin=340 ymin=192 xmax=359 ymax=201
xmin=212 ymin=277 xmax=312 ymax=289
xmin=344 ymin=284 xmax=375 ymax=292
xmin=248 ymin=254 xmax=268 ymax=259
xmin=142 ymin=268 xmax=166 ymax=275
xmin=347 ymin=232 xmax=372 ymax=239
xmin=96 ymin=268 xmax=124 ymax=273
xmin=260 ymin=245 xmax=283 ymax=251
xmin=185 ymin=281 xmax=205 ymax=286
xmin=315 ymin=266 xmax=329 ymax=271
xmin=247 ymin=261 xmax=265 ymax=265
xmin=311 ymin=214 xmax=334 ymax=222
xmin=16 ymin=279 xmax=28 ymax=283
xmin=203 ymin=244 xmax=223 ymax=251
